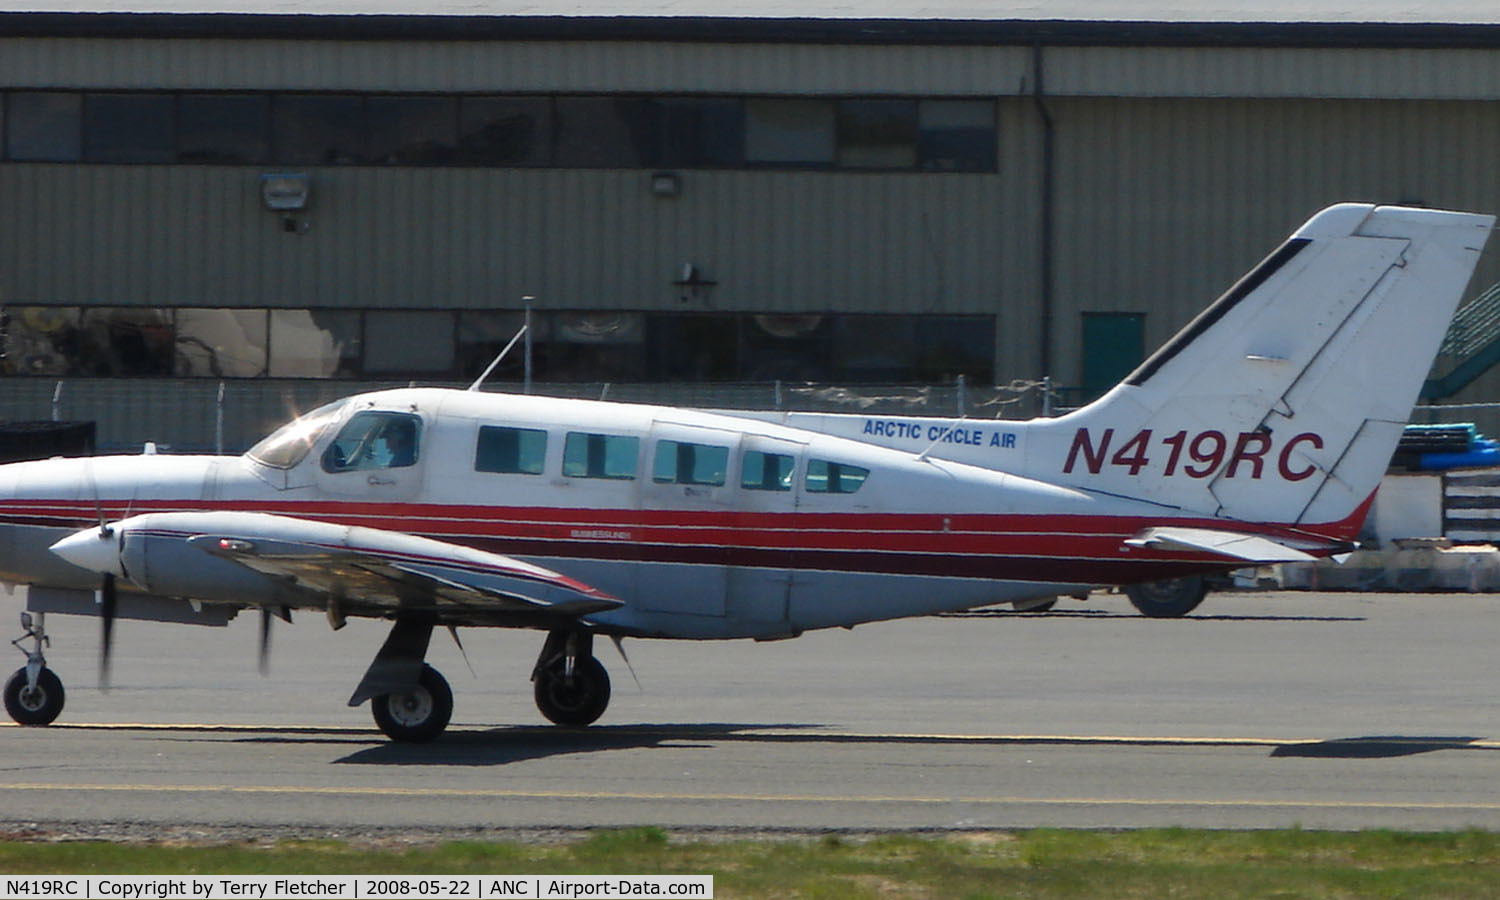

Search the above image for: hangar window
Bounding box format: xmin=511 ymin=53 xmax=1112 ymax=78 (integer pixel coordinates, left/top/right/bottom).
xmin=837 ymin=100 xmax=918 ymax=169
xmin=918 ymin=100 xmax=995 ymax=172
xmin=174 ymin=309 xmax=268 ymax=377
xmin=653 ymin=439 xmax=730 ymax=486
xmin=368 ymin=96 xmax=457 ymax=166
xmin=1 ymin=306 xmax=81 ymax=376
xmin=7 ymin=92 xmax=81 ymax=161
xmin=563 ymin=432 xmax=640 ymax=480
xmin=83 ymin=94 xmax=174 ymax=163
xmin=274 ymin=94 xmax=366 ymax=165
xmin=741 ymin=450 xmax=794 ymax=492
xmin=459 ymin=96 xmax=551 ymax=166
xmin=555 ymin=97 xmax=652 ymax=168
xmin=178 ymin=94 xmax=269 ymax=164
xmin=475 ymin=425 xmax=547 ymax=475
xmin=267 ymin=310 xmax=362 ymax=378
xmin=651 ymin=97 xmax=744 ymax=167
xmin=363 ymin=311 xmax=457 ymax=375
xmin=323 ymin=411 xmax=422 ymax=472
xmin=745 ymin=99 xmax=835 ymax=166
xmin=806 ymin=459 xmax=870 ymax=494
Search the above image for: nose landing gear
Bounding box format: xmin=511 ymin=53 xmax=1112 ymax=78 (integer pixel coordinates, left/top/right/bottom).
xmin=5 ymin=612 xmax=65 ymax=726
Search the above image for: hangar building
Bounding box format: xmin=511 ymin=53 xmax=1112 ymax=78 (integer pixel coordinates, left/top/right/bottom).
xmin=1 ymin=1 xmax=1499 ymax=449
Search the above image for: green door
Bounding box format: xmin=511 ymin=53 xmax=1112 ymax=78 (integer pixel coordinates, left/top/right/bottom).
xmin=1080 ymin=312 xmax=1145 ymax=403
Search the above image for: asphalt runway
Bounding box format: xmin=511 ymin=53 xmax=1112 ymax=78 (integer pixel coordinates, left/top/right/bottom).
xmin=4 ymin=589 xmax=1500 ymax=835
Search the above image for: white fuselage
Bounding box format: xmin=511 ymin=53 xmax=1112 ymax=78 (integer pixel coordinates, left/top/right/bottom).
xmin=0 ymin=388 xmax=1320 ymax=639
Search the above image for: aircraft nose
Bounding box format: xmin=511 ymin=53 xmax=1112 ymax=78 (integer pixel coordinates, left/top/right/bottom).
xmin=49 ymin=527 xmax=125 ymax=578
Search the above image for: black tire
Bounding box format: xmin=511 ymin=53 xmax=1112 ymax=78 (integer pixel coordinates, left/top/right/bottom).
xmin=371 ymin=663 xmax=452 ymax=743
xmin=534 ymin=655 xmax=611 ymax=727
xmin=1014 ymin=598 xmax=1058 ymax=613
xmin=1124 ymin=576 xmax=1208 ymax=618
xmin=4 ymin=666 xmax=65 ymax=726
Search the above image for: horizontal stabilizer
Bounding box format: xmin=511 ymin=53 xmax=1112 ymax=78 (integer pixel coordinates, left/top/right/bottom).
xmin=1122 ymin=526 xmax=1351 ymax=563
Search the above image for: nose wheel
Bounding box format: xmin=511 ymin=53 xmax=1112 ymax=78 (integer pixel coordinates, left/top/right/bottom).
xmin=6 ymin=612 xmax=65 ymax=726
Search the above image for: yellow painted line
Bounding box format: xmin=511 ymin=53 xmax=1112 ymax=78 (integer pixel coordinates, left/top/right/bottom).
xmin=6 ymin=722 xmax=1500 ymax=750
xmin=5 ymin=781 xmax=1500 ymax=813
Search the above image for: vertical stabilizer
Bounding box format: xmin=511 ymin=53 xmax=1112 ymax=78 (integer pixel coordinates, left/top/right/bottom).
xmin=1025 ymin=203 xmax=1494 ymax=532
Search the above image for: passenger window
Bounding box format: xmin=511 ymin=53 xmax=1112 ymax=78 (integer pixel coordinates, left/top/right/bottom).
xmin=806 ymin=458 xmax=870 ymax=494
xmin=475 ymin=425 xmax=547 ymax=475
xmin=563 ymin=432 xmax=639 ymax=480
xmin=322 ymin=412 xmax=421 ymax=473
xmin=741 ymin=450 xmax=794 ymax=491
xmin=653 ymin=440 xmax=729 ymax=486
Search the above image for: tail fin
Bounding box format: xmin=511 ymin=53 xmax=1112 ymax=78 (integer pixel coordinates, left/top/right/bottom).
xmin=1032 ymin=203 xmax=1495 ymax=532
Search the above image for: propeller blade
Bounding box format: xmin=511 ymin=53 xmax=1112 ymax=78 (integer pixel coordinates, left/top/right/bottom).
xmin=98 ymin=573 xmax=117 ymax=690
xmin=258 ymin=607 xmax=273 ymax=676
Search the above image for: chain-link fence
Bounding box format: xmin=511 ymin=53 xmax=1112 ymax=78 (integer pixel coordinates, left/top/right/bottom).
xmin=0 ymin=377 xmax=1059 ymax=455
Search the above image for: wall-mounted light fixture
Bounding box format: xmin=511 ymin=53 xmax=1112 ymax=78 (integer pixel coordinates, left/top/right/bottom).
xmin=650 ymin=171 xmax=681 ymax=197
xmin=260 ymin=173 xmax=312 ymax=234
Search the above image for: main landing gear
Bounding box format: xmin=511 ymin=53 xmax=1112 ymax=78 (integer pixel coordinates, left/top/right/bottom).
xmin=531 ymin=630 xmax=611 ymax=727
xmin=5 ymin=612 xmax=65 ymax=726
xmin=352 ymin=620 xmax=614 ymax=742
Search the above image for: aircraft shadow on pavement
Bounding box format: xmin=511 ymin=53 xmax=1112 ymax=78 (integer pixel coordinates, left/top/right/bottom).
xmin=941 ymin=610 xmax=1366 ymax=622
xmin=1270 ymin=736 xmax=1493 ymax=759
xmin=329 ymin=723 xmax=824 ymax=766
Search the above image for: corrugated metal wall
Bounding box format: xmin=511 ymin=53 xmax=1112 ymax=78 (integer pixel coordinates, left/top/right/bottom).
xmin=1047 ymin=96 xmax=1500 ymax=386
xmin=5 ymin=34 xmax=1500 ymax=446
xmin=0 ymin=165 xmax=1031 ymax=315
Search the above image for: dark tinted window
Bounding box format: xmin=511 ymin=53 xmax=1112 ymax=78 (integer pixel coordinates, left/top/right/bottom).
xmin=363 ymin=311 xmax=456 ymax=374
xmin=651 ymin=97 xmax=743 ymax=167
xmin=740 ymin=315 xmax=831 ymax=381
xmin=459 ymin=96 xmax=551 ymax=166
xmin=918 ymin=100 xmax=996 ymax=172
xmin=7 ymin=92 xmax=81 ymax=161
xmin=178 ymin=94 xmax=269 ymax=164
xmin=744 ymin=99 xmax=834 ymax=166
xmin=555 ymin=97 xmax=652 ymax=167
xmin=646 ymin=315 xmax=739 ymax=381
xmin=837 ymin=99 xmax=918 ymax=169
xmin=274 ymin=94 xmax=365 ymax=165
xmin=84 ymin=94 xmax=174 ymax=163
xmin=368 ymin=95 xmax=457 ymax=165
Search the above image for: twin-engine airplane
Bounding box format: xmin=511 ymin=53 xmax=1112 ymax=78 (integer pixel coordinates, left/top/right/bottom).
xmin=1 ymin=203 xmax=1493 ymax=741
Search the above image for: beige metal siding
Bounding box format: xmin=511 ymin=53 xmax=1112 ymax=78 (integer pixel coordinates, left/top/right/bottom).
xmin=1046 ymin=46 xmax=1500 ymax=100
xmin=1048 ymin=96 xmax=1500 ymax=387
xmin=0 ymin=38 xmax=1031 ymax=96
xmin=0 ymin=162 xmax=1034 ymax=314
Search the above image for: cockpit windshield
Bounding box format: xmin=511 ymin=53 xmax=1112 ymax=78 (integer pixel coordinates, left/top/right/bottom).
xmin=245 ymin=399 xmax=348 ymax=469
xmin=321 ymin=411 xmax=422 ymax=473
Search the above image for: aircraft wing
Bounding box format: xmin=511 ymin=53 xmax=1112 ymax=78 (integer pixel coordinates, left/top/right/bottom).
xmin=189 ymin=532 xmax=623 ymax=620
xmin=1121 ymin=526 xmax=1352 ymax=563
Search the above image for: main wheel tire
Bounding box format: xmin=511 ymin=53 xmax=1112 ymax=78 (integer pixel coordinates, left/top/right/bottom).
xmin=4 ymin=666 xmax=65 ymax=726
xmin=371 ymin=663 xmax=452 ymax=743
xmin=1124 ymin=576 xmax=1208 ymax=618
xmin=1013 ymin=598 xmax=1059 ymax=613
xmin=534 ymin=655 xmax=611 ymax=727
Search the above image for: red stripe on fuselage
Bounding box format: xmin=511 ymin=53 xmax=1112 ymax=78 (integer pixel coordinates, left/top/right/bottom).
xmin=0 ymin=497 xmax=1351 ymax=581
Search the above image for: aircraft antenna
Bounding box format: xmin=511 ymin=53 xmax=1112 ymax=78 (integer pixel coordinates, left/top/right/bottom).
xmin=915 ymin=415 xmax=968 ymax=463
xmin=466 ymin=323 xmax=530 ymax=392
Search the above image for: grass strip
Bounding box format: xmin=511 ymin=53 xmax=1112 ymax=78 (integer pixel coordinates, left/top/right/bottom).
xmin=3 ymin=827 xmax=1500 ymax=898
